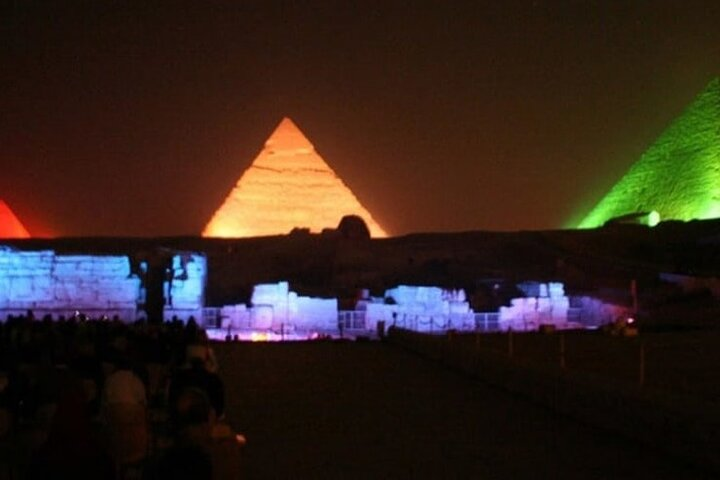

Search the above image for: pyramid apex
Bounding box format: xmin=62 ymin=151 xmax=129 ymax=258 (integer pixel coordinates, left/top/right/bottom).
xmin=265 ymin=117 xmax=314 ymax=151
xmin=577 ymin=79 xmax=720 ymax=228
xmin=0 ymin=199 xmax=30 ymax=238
xmin=203 ymin=118 xmax=388 ymax=238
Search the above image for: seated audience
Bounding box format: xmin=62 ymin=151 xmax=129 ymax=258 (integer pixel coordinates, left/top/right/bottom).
xmin=169 ymin=357 xmax=225 ymax=418
xmin=27 ymin=380 xmax=114 ymax=480
xmin=0 ymin=311 xmax=241 ymax=479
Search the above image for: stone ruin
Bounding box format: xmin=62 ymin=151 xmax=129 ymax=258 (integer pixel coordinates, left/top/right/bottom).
xmin=219 ymin=281 xmax=337 ymax=333
xmin=498 ymin=282 xmax=570 ymax=331
xmin=0 ymin=247 xmax=141 ymax=319
xmin=0 ymin=246 xmax=206 ymax=322
xmin=0 ymin=245 xmax=624 ymax=337
xmin=362 ymin=285 xmax=472 ymax=333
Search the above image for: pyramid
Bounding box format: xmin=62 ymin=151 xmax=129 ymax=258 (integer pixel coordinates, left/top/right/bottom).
xmin=578 ymin=78 xmax=720 ymax=228
xmin=203 ymin=117 xmax=387 ymax=238
xmin=0 ymin=200 xmax=30 ymax=238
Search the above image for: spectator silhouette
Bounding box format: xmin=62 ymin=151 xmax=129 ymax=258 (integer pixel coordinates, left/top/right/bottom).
xmin=169 ymin=357 xmax=224 ymax=418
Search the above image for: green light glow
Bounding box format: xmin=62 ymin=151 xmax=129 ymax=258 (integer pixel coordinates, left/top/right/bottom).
xmin=576 ymin=78 xmax=720 ymax=229
xmin=647 ymin=210 xmax=660 ymax=227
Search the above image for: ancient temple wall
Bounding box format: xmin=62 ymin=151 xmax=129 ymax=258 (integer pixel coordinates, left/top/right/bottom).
xmin=164 ymin=253 xmax=207 ymax=322
xmin=498 ymin=282 xmax=627 ymax=331
xmin=293 ymin=296 xmax=338 ymax=330
xmin=499 ymin=282 xmax=569 ymax=331
xmin=246 ymin=281 xmax=338 ymax=331
xmin=0 ymin=247 xmax=140 ymax=320
xmin=364 ymin=285 xmax=472 ymax=332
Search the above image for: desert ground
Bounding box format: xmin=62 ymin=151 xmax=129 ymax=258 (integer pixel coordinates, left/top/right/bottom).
xmin=215 ymin=340 xmax=711 ymax=479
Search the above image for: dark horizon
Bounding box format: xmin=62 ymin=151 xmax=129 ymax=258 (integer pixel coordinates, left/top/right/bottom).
xmin=2 ymin=1 xmax=720 ymax=237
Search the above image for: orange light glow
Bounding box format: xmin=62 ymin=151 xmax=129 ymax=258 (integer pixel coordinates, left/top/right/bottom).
xmin=203 ymin=117 xmax=387 ymax=238
xmin=0 ymin=200 xmax=30 ymax=238
xmin=250 ymin=332 xmax=271 ymax=342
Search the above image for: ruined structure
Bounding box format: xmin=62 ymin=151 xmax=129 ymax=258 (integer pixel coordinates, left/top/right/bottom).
xmin=203 ymin=117 xmax=387 ymax=238
xmin=579 ymin=78 xmax=720 ymax=228
xmin=0 ymin=246 xmax=206 ymax=322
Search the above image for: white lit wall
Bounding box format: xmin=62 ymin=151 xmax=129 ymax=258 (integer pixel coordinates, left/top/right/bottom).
xmin=164 ymin=253 xmax=208 ymax=322
xmin=0 ymin=247 xmax=140 ymax=320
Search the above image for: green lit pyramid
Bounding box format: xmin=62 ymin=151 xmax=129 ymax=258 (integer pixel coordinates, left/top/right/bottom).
xmin=578 ymin=78 xmax=720 ymax=228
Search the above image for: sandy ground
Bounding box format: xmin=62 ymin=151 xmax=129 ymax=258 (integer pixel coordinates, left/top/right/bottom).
xmin=437 ymin=329 xmax=720 ymax=402
xmin=214 ymin=341 xmax=710 ymax=479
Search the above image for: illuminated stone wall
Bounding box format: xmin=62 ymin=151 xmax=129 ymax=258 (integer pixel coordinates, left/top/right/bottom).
xmin=579 ymin=78 xmax=720 ymax=228
xmin=209 ymin=281 xmax=621 ymax=335
xmin=203 ymin=117 xmax=387 ymax=238
xmin=220 ymin=304 xmax=250 ymax=329
xmin=0 ymin=248 xmax=208 ymax=322
xmin=244 ymin=281 xmax=338 ymax=331
xmin=497 ymin=283 xmax=627 ymax=330
xmin=360 ymin=282 xmax=621 ymax=333
xmin=164 ymin=253 xmax=207 ymax=322
xmin=363 ymin=285 xmax=472 ymax=332
xmin=0 ymin=247 xmax=140 ymax=319
xmin=499 ymin=282 xmax=568 ymax=330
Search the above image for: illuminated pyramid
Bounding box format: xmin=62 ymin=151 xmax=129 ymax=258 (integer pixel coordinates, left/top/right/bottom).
xmin=203 ymin=117 xmax=387 ymax=238
xmin=0 ymin=200 xmax=30 ymax=238
xmin=579 ymin=78 xmax=720 ymax=228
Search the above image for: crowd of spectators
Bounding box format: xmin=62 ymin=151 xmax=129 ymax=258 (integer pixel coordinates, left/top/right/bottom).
xmin=0 ymin=311 xmax=243 ymax=479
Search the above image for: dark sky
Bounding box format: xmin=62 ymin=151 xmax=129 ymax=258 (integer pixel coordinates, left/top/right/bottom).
xmin=2 ymin=1 xmax=719 ymax=237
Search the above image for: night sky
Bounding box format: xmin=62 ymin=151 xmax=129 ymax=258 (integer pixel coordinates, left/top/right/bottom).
xmin=2 ymin=1 xmax=719 ymax=237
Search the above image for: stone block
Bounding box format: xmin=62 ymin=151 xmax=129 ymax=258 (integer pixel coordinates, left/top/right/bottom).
xmin=9 ymin=277 xmax=35 ymax=299
xmin=252 ymin=304 xmax=274 ymax=329
xmin=251 ymin=282 xmax=289 ymax=307
xmin=293 ymin=296 xmax=338 ymax=330
xmin=548 ymin=282 xmax=565 ymax=298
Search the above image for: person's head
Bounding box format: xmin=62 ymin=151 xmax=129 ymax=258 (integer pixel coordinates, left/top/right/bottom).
xmin=173 ymin=387 xmax=215 ymax=438
xmin=185 ymin=343 xmax=210 ymax=369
